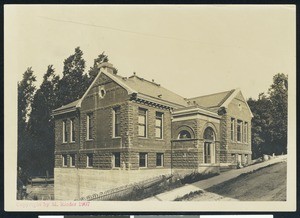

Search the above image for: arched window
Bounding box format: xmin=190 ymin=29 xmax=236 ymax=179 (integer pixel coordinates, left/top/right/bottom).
xmin=204 ymin=127 xmax=215 ymax=141
xmin=178 ymin=130 xmax=192 ymax=139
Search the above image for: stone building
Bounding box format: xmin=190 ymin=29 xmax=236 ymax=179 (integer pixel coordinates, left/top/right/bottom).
xmin=52 ymin=62 xmax=253 ymax=200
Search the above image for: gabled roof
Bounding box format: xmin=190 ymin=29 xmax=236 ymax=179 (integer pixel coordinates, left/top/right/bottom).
xmin=53 ymin=62 xmax=188 ymax=115
xmin=52 ymin=62 xmax=252 ymax=117
xmin=189 ymin=88 xmax=253 ymax=117
xmin=116 ymin=74 xmax=188 ymax=107
xmin=52 ymin=99 xmax=80 ymax=115
xmin=189 ymin=89 xmax=235 ymax=109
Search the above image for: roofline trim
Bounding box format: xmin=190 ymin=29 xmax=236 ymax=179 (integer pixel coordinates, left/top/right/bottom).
xmin=52 ymin=100 xmax=79 ymax=113
xmin=76 ymin=63 xmax=137 ymax=108
xmin=102 ymin=70 xmax=137 ymax=95
xmin=221 ymin=88 xmax=254 ymax=118
xmin=52 ymin=107 xmax=77 ymax=116
xmin=188 ymin=89 xmax=234 ymax=101
xmin=172 ymin=107 xmax=220 ymax=119
xmin=136 ymin=93 xmax=186 ymax=109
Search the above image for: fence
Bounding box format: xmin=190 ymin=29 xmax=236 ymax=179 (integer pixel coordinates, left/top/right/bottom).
xmin=76 ymin=174 xmax=173 ymax=201
xmin=28 ymin=176 xmax=54 ymax=186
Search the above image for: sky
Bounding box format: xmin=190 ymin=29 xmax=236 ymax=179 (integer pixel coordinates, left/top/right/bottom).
xmin=5 ymin=5 xmax=295 ymax=100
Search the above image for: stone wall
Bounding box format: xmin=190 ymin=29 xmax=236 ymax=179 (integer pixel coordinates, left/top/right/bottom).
xmin=171 ymin=116 xmax=221 ymax=169
xmin=54 ymin=111 xmax=80 ymax=154
xmin=223 ymin=91 xmax=252 ymax=164
xmin=54 ymin=167 xmax=171 ymax=200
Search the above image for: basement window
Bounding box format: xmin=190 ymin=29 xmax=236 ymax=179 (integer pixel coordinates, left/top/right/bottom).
xmin=113 ymin=152 xmax=121 ymax=168
xmin=87 ymin=154 xmax=93 ymax=168
xmin=62 ymin=154 xmax=67 ymax=167
xmin=139 ymin=153 xmax=148 ymax=168
xmin=156 ymin=153 xmax=164 ymax=167
xmin=70 ymin=154 xmax=76 ymax=167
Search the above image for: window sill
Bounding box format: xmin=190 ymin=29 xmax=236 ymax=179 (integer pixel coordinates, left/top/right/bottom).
xmin=62 ymin=166 xmax=67 ymax=168
xmin=70 ymin=166 xmax=75 ymax=168
xmin=138 ymin=167 xmax=148 ymax=169
xmin=156 ymin=166 xmax=164 ymax=168
xmin=86 ymin=166 xmax=93 ymax=169
xmin=155 ymin=138 xmax=164 ymax=141
xmin=86 ymin=139 xmax=94 ymax=142
xmin=112 ymin=167 xmax=121 ymax=170
xmin=62 ymin=142 xmax=68 ymax=144
xmin=138 ymin=137 xmax=148 ymax=139
xmin=69 ymin=141 xmax=76 ymax=144
xmin=112 ymin=137 xmax=121 ymax=139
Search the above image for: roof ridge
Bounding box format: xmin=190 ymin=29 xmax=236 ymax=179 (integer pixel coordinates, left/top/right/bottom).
xmin=128 ymin=74 xmax=161 ymax=87
xmin=188 ymin=89 xmax=234 ymax=100
xmin=217 ymin=89 xmax=236 ymax=106
xmin=53 ymin=99 xmax=80 ymax=112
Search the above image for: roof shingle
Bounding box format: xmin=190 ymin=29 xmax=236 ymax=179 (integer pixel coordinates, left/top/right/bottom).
xmin=188 ymin=89 xmax=235 ymax=109
xmin=53 ymin=99 xmax=80 ymax=112
xmin=114 ymin=74 xmax=188 ymax=107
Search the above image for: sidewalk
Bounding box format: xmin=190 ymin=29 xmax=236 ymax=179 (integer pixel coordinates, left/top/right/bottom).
xmin=143 ymin=155 xmax=287 ymax=201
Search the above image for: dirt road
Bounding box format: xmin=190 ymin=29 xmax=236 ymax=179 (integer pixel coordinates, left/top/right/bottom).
xmin=187 ymin=161 xmax=286 ymax=201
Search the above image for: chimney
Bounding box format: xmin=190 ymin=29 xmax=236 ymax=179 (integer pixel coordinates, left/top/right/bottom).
xmin=98 ymin=62 xmax=117 ymax=75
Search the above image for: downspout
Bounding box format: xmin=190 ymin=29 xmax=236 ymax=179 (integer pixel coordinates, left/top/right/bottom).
xmin=76 ymin=107 xmax=80 ymax=200
xmin=170 ymin=108 xmax=173 ymax=176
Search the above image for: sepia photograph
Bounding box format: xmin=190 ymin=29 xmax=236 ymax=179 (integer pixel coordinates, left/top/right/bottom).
xmin=4 ymin=4 xmax=296 ymax=211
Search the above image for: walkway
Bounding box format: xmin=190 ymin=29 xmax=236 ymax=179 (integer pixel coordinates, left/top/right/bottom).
xmin=143 ymin=155 xmax=287 ymax=201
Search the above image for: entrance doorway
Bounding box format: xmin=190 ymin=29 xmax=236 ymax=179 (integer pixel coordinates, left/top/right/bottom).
xmin=203 ymin=127 xmax=216 ymax=164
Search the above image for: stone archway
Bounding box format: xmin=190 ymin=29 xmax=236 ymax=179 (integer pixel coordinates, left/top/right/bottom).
xmin=203 ymin=127 xmax=216 ymax=164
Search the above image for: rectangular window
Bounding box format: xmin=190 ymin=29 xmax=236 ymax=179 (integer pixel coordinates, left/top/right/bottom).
xmin=156 ymin=153 xmax=164 ymax=167
xmin=230 ymin=118 xmax=235 ymax=141
xmin=87 ymin=154 xmax=93 ymax=168
xmin=245 ymin=154 xmax=248 ymax=164
xmin=139 ymin=153 xmax=148 ymax=167
xmin=244 ymin=122 xmax=248 ymax=143
xmin=204 ymin=142 xmax=211 ymax=163
xmin=113 ymin=152 xmax=121 ymax=168
xmin=86 ymin=114 xmax=93 ymax=140
xmin=237 ymin=120 xmax=243 ymax=142
xmin=138 ymin=108 xmax=147 ymax=137
xmin=63 ymin=120 xmax=67 ymax=143
xmin=70 ymin=119 xmax=75 ymax=142
xmin=155 ymin=112 xmax=163 ymax=139
xmin=62 ymin=154 xmax=67 ymax=167
xmin=113 ymin=107 xmax=121 ymax=137
xmin=70 ymin=154 xmax=76 ymax=167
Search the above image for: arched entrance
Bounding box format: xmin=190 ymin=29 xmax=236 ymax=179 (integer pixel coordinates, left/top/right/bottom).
xmin=203 ymin=127 xmax=216 ymax=164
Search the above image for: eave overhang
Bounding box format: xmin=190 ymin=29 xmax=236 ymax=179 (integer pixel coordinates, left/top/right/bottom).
xmin=135 ymin=93 xmax=187 ymax=109
xmin=172 ymin=106 xmax=221 ymax=120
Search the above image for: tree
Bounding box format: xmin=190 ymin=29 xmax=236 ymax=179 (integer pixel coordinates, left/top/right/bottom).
xmin=88 ymin=51 xmax=108 ymax=84
xmin=268 ymin=73 xmax=288 ymax=154
xmin=247 ymin=73 xmax=288 ymax=158
xmin=247 ymin=94 xmax=273 ymax=158
xmin=18 ymin=67 xmax=36 ymax=176
xmin=28 ymin=65 xmax=60 ymax=175
xmin=57 ymin=47 xmax=89 ymax=106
